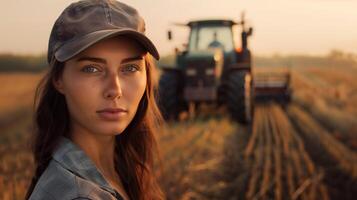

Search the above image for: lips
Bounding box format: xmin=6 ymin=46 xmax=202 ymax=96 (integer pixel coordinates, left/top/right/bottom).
xmin=97 ymin=108 xmax=128 ymax=113
xmin=96 ymin=108 xmax=128 ymax=121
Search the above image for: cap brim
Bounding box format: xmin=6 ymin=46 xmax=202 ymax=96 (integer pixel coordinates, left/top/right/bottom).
xmin=55 ymin=29 xmax=160 ymax=62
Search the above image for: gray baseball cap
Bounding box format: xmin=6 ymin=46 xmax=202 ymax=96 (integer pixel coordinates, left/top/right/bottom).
xmin=47 ymin=0 xmax=160 ymax=64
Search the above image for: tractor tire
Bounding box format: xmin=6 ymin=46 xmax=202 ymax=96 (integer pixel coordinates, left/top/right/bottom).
xmin=225 ymin=71 xmax=254 ymax=124
xmin=157 ymin=71 xmax=185 ymax=120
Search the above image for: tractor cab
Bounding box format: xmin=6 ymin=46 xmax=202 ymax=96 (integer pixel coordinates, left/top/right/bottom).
xmin=171 ymin=19 xmax=250 ymax=73
xmin=184 ymin=20 xmax=241 ymax=75
xmin=187 ymin=20 xmax=235 ymax=53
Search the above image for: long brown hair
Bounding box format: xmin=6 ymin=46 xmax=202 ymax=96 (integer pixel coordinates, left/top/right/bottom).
xmin=25 ymin=54 xmax=165 ymax=200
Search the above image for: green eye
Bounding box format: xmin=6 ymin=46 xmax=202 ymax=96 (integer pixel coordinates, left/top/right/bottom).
xmin=81 ymin=65 xmax=100 ymax=73
xmin=122 ymin=64 xmax=139 ymax=73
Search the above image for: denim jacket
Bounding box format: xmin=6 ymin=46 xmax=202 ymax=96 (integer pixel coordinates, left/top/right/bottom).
xmin=29 ymin=136 xmax=125 ymax=200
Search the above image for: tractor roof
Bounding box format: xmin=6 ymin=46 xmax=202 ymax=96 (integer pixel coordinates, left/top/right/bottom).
xmin=177 ymin=19 xmax=238 ymax=27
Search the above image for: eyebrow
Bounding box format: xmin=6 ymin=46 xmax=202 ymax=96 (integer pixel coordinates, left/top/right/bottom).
xmin=75 ymin=55 xmax=144 ymax=64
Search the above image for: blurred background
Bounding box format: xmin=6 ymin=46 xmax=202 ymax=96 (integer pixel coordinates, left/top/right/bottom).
xmin=0 ymin=0 xmax=356 ymax=199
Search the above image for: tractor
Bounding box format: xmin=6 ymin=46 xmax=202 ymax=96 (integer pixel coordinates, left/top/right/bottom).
xmin=157 ymin=14 xmax=290 ymax=124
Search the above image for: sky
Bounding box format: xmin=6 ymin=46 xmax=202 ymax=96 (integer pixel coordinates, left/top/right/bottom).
xmin=0 ymin=0 xmax=357 ymax=56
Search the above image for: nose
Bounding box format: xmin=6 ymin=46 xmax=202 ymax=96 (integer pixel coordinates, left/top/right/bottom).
xmin=103 ymin=73 xmax=123 ymax=100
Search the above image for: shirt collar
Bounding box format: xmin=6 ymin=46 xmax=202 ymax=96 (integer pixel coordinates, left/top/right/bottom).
xmin=52 ymin=136 xmax=117 ymax=196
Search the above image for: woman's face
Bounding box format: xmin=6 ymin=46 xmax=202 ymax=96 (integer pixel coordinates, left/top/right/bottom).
xmin=54 ymin=36 xmax=147 ymax=137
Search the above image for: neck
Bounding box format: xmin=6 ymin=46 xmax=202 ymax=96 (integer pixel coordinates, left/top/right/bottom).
xmin=69 ymin=126 xmax=117 ymax=177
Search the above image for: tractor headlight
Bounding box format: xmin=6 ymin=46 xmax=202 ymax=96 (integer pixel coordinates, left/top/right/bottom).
xmin=186 ymin=69 xmax=197 ymax=76
xmin=205 ymin=68 xmax=215 ymax=75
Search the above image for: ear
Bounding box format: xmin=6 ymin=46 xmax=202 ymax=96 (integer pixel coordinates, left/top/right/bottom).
xmin=52 ymin=77 xmax=65 ymax=94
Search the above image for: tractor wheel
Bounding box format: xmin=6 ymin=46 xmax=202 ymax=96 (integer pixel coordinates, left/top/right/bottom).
xmin=157 ymin=71 xmax=185 ymax=120
xmin=225 ymin=71 xmax=254 ymax=124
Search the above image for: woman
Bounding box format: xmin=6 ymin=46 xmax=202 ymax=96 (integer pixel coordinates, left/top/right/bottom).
xmin=25 ymin=0 xmax=164 ymax=199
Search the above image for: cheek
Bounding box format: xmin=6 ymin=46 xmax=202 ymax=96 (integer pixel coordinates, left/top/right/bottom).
xmin=122 ymin=74 xmax=147 ymax=111
xmin=62 ymin=76 xmax=100 ymax=121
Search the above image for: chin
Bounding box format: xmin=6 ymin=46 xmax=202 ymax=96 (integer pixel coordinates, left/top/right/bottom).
xmin=92 ymin=117 xmax=133 ymax=136
xmin=99 ymin=125 xmax=127 ymax=136
xmin=99 ymin=128 xmax=124 ymax=136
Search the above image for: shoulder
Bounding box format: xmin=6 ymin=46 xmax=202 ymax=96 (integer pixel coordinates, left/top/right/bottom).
xmin=28 ymin=160 xmax=117 ymax=200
